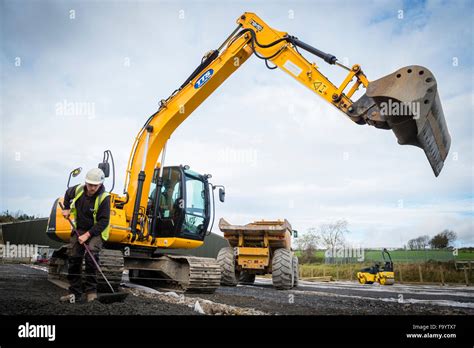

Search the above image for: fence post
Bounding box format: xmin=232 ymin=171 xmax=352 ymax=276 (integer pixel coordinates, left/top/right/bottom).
xmin=418 ymin=264 xmax=423 ymax=283
xmin=440 ymin=265 xmax=445 ymax=286
xmin=336 ymin=265 xmax=339 ymax=281
xmin=350 ymin=266 xmax=353 ymax=281
xmin=464 ymin=267 xmax=470 ymax=286
xmin=399 ymin=264 xmax=403 ymax=283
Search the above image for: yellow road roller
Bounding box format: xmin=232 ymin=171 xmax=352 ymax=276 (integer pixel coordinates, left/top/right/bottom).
xmin=357 ymin=249 xmax=394 ymax=285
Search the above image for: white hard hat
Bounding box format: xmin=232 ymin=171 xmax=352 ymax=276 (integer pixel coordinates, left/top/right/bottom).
xmin=85 ymin=168 xmax=105 ymax=185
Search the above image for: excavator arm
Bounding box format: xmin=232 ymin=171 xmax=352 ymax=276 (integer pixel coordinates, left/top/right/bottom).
xmin=120 ymin=12 xmax=450 ymax=242
xmin=235 ymin=13 xmax=450 ymax=174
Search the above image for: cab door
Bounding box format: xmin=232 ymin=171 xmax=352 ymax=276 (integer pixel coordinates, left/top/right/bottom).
xmin=148 ymin=167 xmax=184 ymax=238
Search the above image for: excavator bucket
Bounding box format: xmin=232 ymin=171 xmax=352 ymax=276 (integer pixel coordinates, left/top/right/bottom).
xmin=365 ymin=65 xmax=451 ymax=176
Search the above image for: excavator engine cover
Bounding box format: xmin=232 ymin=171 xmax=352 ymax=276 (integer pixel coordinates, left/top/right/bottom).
xmin=363 ymin=65 xmax=451 ymax=176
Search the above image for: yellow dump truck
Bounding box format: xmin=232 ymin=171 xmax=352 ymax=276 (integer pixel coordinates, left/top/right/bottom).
xmin=217 ymin=218 xmax=298 ymax=290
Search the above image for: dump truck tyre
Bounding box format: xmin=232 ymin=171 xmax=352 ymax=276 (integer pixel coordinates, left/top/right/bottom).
xmin=272 ymin=249 xmax=293 ymax=290
xmin=239 ymin=272 xmax=256 ymax=285
xmin=292 ymin=255 xmax=299 ymax=287
xmin=217 ymin=247 xmax=238 ymax=286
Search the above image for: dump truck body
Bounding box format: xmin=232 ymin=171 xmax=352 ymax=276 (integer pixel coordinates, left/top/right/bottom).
xmin=217 ymin=218 xmax=298 ymax=289
xmin=220 ymin=218 xmax=292 ymax=271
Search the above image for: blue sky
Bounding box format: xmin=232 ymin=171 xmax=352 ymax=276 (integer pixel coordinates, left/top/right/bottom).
xmin=1 ymin=0 xmax=473 ymax=247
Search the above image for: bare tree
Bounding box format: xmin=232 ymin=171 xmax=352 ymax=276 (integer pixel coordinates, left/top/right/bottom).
xmin=407 ymin=238 xmax=417 ymax=250
xmin=418 ymin=235 xmax=430 ymax=249
xmin=296 ymin=228 xmax=320 ymax=263
xmin=318 ymin=219 xmax=348 ymax=250
xmin=407 ymin=235 xmax=430 ymax=250
xmin=408 ymin=235 xmax=431 ymax=250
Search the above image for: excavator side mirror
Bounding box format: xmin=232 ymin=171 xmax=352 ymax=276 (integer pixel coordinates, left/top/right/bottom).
xmin=67 ymin=167 xmax=82 ymax=188
xmin=98 ymin=162 xmax=110 ymax=177
xmin=219 ymin=188 xmax=225 ymax=203
xmin=292 ymin=230 xmax=298 ymax=238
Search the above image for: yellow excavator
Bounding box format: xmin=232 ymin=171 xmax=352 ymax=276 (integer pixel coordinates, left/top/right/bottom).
xmin=46 ymin=12 xmax=450 ymax=293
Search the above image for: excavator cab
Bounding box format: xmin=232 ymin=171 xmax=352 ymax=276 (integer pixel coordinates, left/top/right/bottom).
xmin=147 ymin=165 xmax=211 ymax=241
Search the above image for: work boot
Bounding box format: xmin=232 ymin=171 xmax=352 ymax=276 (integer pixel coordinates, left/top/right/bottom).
xmin=59 ymin=293 xmax=77 ymax=303
xmin=86 ymin=292 xmax=97 ymax=302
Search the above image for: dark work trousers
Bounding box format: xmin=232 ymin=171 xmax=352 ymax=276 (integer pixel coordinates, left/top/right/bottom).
xmin=67 ymin=231 xmax=103 ymax=296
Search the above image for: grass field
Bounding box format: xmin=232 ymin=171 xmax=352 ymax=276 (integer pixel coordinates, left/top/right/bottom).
xmin=297 ymin=249 xmax=474 ymax=263
xmin=299 ymin=262 xmax=473 ymax=284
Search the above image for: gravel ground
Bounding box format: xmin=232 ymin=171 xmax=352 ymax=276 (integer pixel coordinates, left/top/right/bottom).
xmin=1 ymin=264 xmax=472 ymax=315
xmin=0 ymin=264 xmax=196 ymax=315
xmin=195 ymin=279 xmax=474 ymax=315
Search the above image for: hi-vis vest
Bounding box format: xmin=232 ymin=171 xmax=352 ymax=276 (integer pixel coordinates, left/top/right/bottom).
xmin=70 ymin=185 xmax=110 ymax=241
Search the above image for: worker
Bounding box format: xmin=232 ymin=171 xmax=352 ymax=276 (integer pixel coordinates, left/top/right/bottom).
xmin=59 ymin=168 xmax=110 ymax=303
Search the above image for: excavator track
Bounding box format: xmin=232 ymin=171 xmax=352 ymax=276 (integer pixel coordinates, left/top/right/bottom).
xmin=96 ymin=249 xmax=124 ymax=293
xmin=125 ymin=254 xmax=221 ymax=293
xmin=48 ymin=246 xmax=124 ymax=293
xmin=48 ymin=246 xmax=68 ymax=282
xmin=177 ymin=255 xmax=221 ymax=293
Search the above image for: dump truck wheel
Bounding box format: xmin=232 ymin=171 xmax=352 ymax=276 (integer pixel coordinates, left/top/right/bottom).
xmin=239 ymin=272 xmax=256 ymax=285
xmin=292 ymin=255 xmax=299 ymax=287
xmin=217 ymin=247 xmax=238 ymax=286
xmin=272 ymin=249 xmax=293 ymax=290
